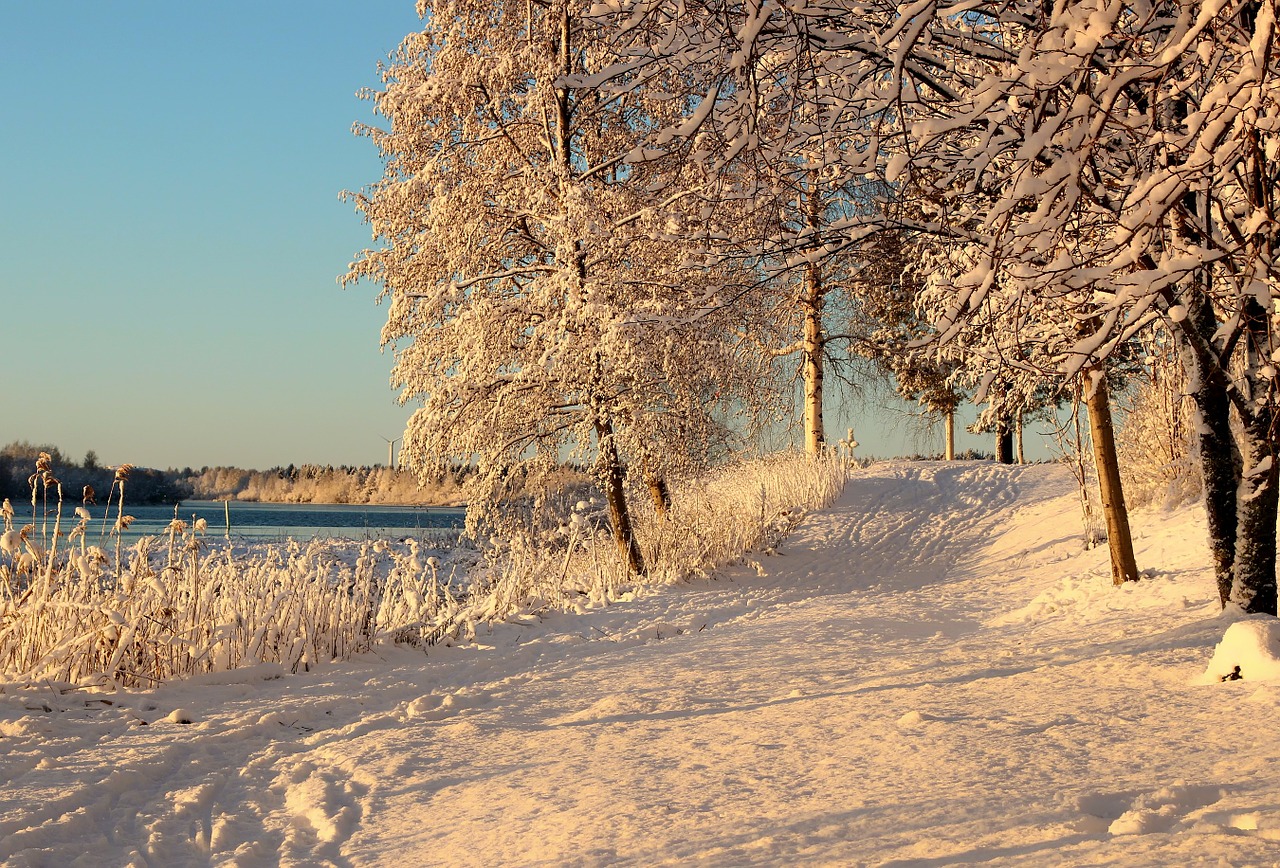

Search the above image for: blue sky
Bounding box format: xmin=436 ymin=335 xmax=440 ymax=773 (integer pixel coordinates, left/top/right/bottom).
xmin=0 ymin=1 xmax=1021 ymax=471
xmin=2 ymin=1 xmax=424 ymax=470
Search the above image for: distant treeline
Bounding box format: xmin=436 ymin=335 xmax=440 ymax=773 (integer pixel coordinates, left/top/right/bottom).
xmin=0 ymin=441 xmax=475 ymax=507
xmin=185 ymin=461 xmax=594 ymax=505
xmin=184 ymin=463 xmax=465 ymax=505
xmin=0 ymin=442 xmax=187 ymax=506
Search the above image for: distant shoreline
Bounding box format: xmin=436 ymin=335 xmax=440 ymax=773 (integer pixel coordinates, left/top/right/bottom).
xmin=192 ymin=496 xmax=468 ymax=510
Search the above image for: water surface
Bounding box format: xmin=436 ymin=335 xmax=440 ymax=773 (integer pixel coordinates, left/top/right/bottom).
xmin=42 ymin=500 xmax=466 ymax=544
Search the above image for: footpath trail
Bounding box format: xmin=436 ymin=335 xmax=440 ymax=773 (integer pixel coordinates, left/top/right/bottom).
xmin=3 ymin=461 xmax=1279 ymax=867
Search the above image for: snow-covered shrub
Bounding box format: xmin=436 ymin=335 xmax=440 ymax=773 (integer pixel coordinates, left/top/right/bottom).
xmin=1115 ymin=336 xmax=1200 ymax=510
xmin=636 ymin=452 xmax=847 ymax=578
xmin=457 ymin=452 xmax=847 ymax=622
xmin=0 ymin=529 xmax=460 ymax=688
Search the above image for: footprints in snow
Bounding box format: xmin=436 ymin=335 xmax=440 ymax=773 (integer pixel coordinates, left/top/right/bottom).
xmin=279 ymin=761 xmax=367 ymax=856
xmin=401 ymin=687 xmax=494 ymax=722
xmin=1076 ymin=783 xmax=1280 ymax=840
xmin=838 ymin=463 xmax=1025 ymax=589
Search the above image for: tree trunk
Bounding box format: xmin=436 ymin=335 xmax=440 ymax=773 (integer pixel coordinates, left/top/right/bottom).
xmin=1228 ymin=298 xmax=1278 ymax=614
xmin=645 ymin=473 xmax=671 ymax=519
xmin=1232 ymin=412 xmax=1279 ymax=614
xmin=995 ymin=419 xmax=1014 ymax=464
xmin=1014 ymin=413 xmax=1025 ymax=465
xmin=595 ymin=419 xmax=645 ymax=576
xmin=1231 ymin=110 xmax=1279 ymax=614
xmin=1180 ymin=289 xmax=1241 ymax=606
xmin=801 ymin=264 xmax=826 ymax=454
xmin=801 ymin=170 xmax=827 ymax=455
xmin=944 ymin=409 xmax=956 ymax=461
xmin=1084 ymin=371 xmax=1140 ymax=585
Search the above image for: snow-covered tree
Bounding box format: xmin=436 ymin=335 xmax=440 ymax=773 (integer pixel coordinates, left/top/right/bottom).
xmin=587 ymin=0 xmax=934 ymax=455
xmin=344 ymin=0 xmax=772 ymax=573
xmin=613 ymin=0 xmax=1274 ymax=608
xmin=416 ymin=0 xmax=1280 ymax=609
xmin=900 ymin=0 xmax=1280 ymax=612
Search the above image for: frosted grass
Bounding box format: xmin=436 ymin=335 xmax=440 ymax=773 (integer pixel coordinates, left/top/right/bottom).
xmin=0 ymin=453 xmax=845 ymax=688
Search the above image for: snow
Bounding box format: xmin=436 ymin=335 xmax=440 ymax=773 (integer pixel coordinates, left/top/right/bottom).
xmin=1197 ymin=619 xmax=1280 ymax=684
xmin=4 ymin=460 xmax=1280 ymax=865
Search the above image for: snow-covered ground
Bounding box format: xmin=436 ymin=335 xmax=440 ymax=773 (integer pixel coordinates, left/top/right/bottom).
xmin=3 ymin=460 xmax=1279 ymax=867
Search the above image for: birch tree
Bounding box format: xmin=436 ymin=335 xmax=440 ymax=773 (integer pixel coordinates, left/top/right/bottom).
xmin=344 ymin=0 xmax=770 ymax=574
xmin=589 ymin=0 xmax=930 ymax=455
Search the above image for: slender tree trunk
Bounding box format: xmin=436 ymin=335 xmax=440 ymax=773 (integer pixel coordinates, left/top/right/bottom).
xmin=801 ymin=174 xmax=826 ymax=456
xmin=638 ymin=455 xmax=671 ymax=518
xmin=801 ymin=321 xmax=824 ymax=453
xmin=1084 ymin=372 xmax=1140 ymax=585
xmin=944 ymin=409 xmax=956 ymax=461
xmin=595 ymin=419 xmax=645 ymax=576
xmin=802 ymin=279 xmax=825 ymax=454
xmin=1014 ymin=413 xmax=1025 ymax=465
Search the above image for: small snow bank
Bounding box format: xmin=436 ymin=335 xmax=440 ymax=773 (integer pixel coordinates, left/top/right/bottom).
xmin=989 ymin=571 xmax=1184 ymax=626
xmin=1196 ymin=618 xmax=1280 ymax=684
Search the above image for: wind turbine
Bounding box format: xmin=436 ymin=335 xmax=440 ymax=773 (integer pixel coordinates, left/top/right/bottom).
xmin=380 ymin=435 xmax=400 ymax=469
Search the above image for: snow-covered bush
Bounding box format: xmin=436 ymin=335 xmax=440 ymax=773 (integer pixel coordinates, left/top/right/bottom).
xmin=449 ymin=453 xmax=847 ymax=625
xmin=1115 ymin=337 xmax=1200 ymax=510
xmin=0 ymin=529 xmax=458 ymax=688
xmin=636 ymin=453 xmax=847 ymax=580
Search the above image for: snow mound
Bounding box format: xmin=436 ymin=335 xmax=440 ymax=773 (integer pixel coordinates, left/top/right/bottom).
xmin=1101 ymin=783 xmax=1224 ymax=835
xmin=896 ymin=710 xmax=934 ymax=728
xmin=405 ymin=692 xmax=459 ymax=721
xmin=1197 ymin=619 xmax=1280 ymax=684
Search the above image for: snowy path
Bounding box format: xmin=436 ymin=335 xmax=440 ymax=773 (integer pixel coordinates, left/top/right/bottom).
xmin=3 ymin=461 xmax=1279 ymax=866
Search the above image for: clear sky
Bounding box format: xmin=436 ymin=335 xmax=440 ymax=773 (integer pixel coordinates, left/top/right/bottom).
xmin=0 ymin=1 xmax=1040 ymax=471
xmin=2 ymin=1 xmax=426 ymax=470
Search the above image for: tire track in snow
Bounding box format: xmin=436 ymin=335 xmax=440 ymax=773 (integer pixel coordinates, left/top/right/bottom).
xmin=797 ymin=461 xmax=1027 ymax=597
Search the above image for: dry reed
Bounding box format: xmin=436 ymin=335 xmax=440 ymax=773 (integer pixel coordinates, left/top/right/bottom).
xmin=0 ymin=453 xmax=844 ymax=688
